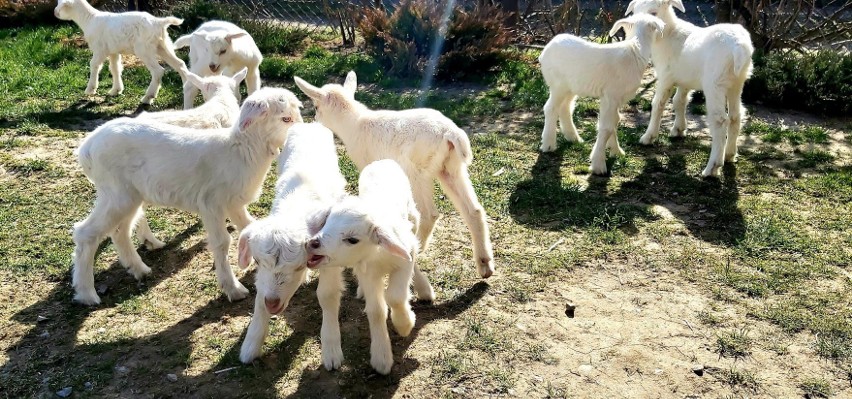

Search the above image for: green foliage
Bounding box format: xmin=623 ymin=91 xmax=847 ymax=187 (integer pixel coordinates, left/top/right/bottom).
xmin=357 ymin=0 xmax=511 ymax=81
xmin=170 ymin=0 xmax=308 ymax=55
xmin=745 ymin=50 xmax=852 ymax=116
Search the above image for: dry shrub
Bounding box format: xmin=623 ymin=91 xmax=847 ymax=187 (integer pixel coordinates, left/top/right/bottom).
xmin=358 ymin=0 xmax=511 ymax=81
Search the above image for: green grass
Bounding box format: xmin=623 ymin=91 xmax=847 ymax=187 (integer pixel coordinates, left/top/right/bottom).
xmin=1 ymin=24 xmax=852 ymax=398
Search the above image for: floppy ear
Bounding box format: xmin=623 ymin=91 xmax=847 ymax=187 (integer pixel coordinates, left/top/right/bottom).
xmin=238 ymin=99 xmax=269 ymax=132
xmin=185 ymin=71 xmax=205 ymax=89
xmin=225 ymin=32 xmax=248 ymax=44
xmin=293 ymin=76 xmax=325 ymax=102
xmin=343 ymin=71 xmax=357 ymax=93
xmin=609 ymin=18 xmax=633 ymax=37
xmin=625 ymin=0 xmax=637 ymax=15
xmin=653 ymin=18 xmax=666 ymax=33
xmin=232 ymin=67 xmax=248 ymax=84
xmin=669 ymin=0 xmax=685 ymax=12
xmin=307 ymin=207 xmax=331 ymax=236
xmin=371 ymin=224 xmax=412 ymax=262
xmin=238 ymin=230 xmax=253 ymax=269
xmin=174 ymin=34 xmax=192 ymax=49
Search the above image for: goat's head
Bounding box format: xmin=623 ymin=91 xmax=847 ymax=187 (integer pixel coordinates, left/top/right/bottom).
xmin=292 ymin=71 xmax=358 ymax=124
xmin=238 ymin=216 xmax=317 ymax=315
xmin=625 ymin=0 xmax=684 ymax=18
xmin=305 ymin=196 xmax=412 ymax=270
xmin=186 ymin=68 xmax=247 ymax=103
xmin=192 ymin=31 xmax=248 ymax=74
xmin=237 ymin=87 xmax=303 ymax=141
xmin=54 ymin=0 xmax=78 ymax=20
xmin=609 ymin=14 xmax=666 ymax=40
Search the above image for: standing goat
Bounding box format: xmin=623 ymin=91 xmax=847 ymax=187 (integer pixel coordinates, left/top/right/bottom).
xmin=539 ymin=14 xmax=665 ymax=175
xmin=174 ymin=21 xmax=262 ymax=109
xmin=294 ymin=72 xmax=495 ymax=279
xmin=71 ymin=88 xmax=303 ymax=305
xmin=54 ymin=0 xmax=188 ymax=104
xmin=238 ymin=123 xmax=348 ymax=364
xmin=306 ymin=159 xmax=427 ymax=375
xmin=627 ymin=0 xmax=754 ymax=177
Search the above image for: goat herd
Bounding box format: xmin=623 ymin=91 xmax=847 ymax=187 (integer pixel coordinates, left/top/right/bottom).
xmin=50 ymin=0 xmax=754 ymax=375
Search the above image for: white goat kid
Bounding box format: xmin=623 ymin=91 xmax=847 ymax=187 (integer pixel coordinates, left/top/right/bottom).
xmin=71 ymin=88 xmax=303 ymax=305
xmin=306 ymin=159 xmax=424 ymax=375
xmin=175 ymin=20 xmax=263 ymax=109
xmin=627 ymin=0 xmax=754 ymax=177
xmin=539 ymin=14 xmax=665 ymax=175
xmin=136 ymin=68 xmax=247 ymax=129
xmin=294 ymin=72 xmax=495 ymax=279
xmin=237 ymin=123 xmax=348 ymax=364
xmin=54 ymin=0 xmax=188 ymax=104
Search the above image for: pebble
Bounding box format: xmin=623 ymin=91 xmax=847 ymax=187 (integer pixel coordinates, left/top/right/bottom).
xmin=532 ymin=375 xmax=544 ymax=383
xmin=166 ymin=373 xmax=178 ymax=382
xmin=450 ymin=387 xmax=465 ymax=394
xmin=115 ymin=366 xmax=130 ymax=375
xmin=654 ymin=368 xmax=663 ymax=375
xmin=692 ymin=364 xmax=704 ymax=376
xmin=84 ymin=382 xmax=93 ymax=390
xmin=56 ymin=387 xmax=72 ymax=398
xmin=565 ymin=302 xmax=576 ymax=318
xmin=37 ymin=315 xmax=49 ymax=323
xmin=578 ymin=364 xmax=594 ymax=375
xmin=96 ymin=284 xmax=108 ymax=295
xmin=39 ymin=331 xmax=50 ymax=338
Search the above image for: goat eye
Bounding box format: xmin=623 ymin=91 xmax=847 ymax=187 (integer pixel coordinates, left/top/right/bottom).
xmin=282 ymin=116 xmax=293 ymax=123
xmin=345 ymin=237 xmax=360 ymax=245
xmin=219 ymin=49 xmax=227 ymax=55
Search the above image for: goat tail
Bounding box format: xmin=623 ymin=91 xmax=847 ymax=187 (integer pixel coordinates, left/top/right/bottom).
xmin=174 ymin=34 xmax=192 ymax=49
xmin=76 ymin=140 xmax=94 ymax=178
xmin=160 ymin=16 xmax=183 ymax=27
xmin=732 ymin=44 xmax=754 ymax=79
xmin=449 ymin=128 xmax=474 ymax=166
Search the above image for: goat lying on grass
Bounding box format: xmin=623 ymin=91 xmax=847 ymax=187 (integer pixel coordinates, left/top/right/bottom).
xmin=306 ymin=159 xmax=426 ymax=375
xmin=72 ymin=87 xmax=303 ymax=305
xmin=294 ymin=72 xmax=496 ymax=279
xmin=54 ymin=0 xmax=188 ymax=104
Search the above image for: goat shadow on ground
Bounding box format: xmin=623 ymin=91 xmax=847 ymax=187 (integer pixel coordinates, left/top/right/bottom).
xmin=0 ymin=98 xmax=155 ymax=133
xmin=1 ymin=222 xmax=211 ymax=396
xmin=508 ymin=138 xmax=745 ymax=246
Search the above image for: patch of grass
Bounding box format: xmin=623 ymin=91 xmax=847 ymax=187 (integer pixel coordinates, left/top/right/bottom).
xmin=716 ymin=328 xmax=753 ymax=358
xmin=797 ymin=149 xmax=835 ymax=168
xmin=714 ymin=367 xmax=760 ymax=392
xmin=800 ymin=377 xmax=832 ymax=398
xmin=688 ymin=102 xmax=706 ymax=115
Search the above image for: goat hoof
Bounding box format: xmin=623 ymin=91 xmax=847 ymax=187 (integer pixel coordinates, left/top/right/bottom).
xmin=370 ymin=352 xmax=393 ymax=375
xmin=701 ymin=166 xmax=720 ymax=178
xmin=392 ymin=311 xmax=415 ymax=337
xmin=73 ymin=289 xmax=101 ymax=306
xmin=669 ymin=126 xmax=685 ymax=137
xmin=129 ymin=264 xmax=152 ymax=280
xmin=239 ymin=340 xmax=262 ymax=364
xmin=144 ymin=238 xmax=166 ymax=250
xmin=639 ymin=134 xmax=655 ymax=145
xmin=107 ymin=88 xmax=123 ymax=96
xmin=322 ymin=346 xmax=344 ymax=370
xmin=539 ymin=143 xmax=556 ymax=153
xmin=84 ymin=88 xmax=97 ymax=96
xmin=725 ymin=152 xmax=739 ymax=162
xmin=477 ymin=258 xmax=494 ymax=279
xmin=225 ymin=283 xmax=250 ymax=302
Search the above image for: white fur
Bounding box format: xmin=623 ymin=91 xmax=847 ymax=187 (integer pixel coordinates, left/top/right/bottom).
xmin=306 ymin=159 xmax=429 ymax=375
xmin=627 ymin=0 xmax=754 ymax=177
xmin=294 ymin=72 xmax=495 ymax=279
xmin=237 ymin=123 xmax=347 ymax=364
xmin=539 ymin=14 xmax=665 ymax=175
xmin=71 ymin=88 xmax=303 ymax=306
xmin=136 ymin=68 xmax=246 ymax=129
xmin=174 ymin=20 xmax=263 ymax=109
xmin=54 ymin=0 xmax=188 ymax=104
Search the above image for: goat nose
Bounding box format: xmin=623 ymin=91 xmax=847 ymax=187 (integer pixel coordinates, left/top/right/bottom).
xmin=208 ymin=64 xmax=219 ymax=72
xmin=309 ymin=239 xmax=321 ymax=249
xmin=264 ymin=297 xmax=281 ymax=310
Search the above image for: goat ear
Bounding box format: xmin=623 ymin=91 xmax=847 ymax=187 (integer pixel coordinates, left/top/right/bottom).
xmin=232 ymin=67 xmax=248 ymax=84
xmin=371 ymin=224 xmax=412 ymax=262
xmin=174 ymin=34 xmax=192 ymax=49
xmin=609 ymin=19 xmax=631 ymax=37
xmin=307 ymin=207 xmax=331 ymax=236
xmin=669 ymin=0 xmax=685 ymax=12
xmin=293 ymin=76 xmax=325 ymax=102
xmin=625 ymin=0 xmax=637 ymax=15
xmin=238 ymin=230 xmax=253 ymax=270
xmin=343 ymin=71 xmax=357 ymax=93
xmin=238 ymin=99 xmax=269 ymax=131
xmin=225 ymin=32 xmax=248 ymax=44
xmin=654 ymin=18 xmax=665 ymax=33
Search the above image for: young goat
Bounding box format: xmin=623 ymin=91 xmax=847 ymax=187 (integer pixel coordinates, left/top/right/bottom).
xmin=136 ymin=68 xmax=247 ymax=129
xmin=294 ymin=72 xmax=495 ymax=279
xmin=627 ymin=0 xmax=754 ymax=177
xmin=539 ymin=14 xmax=665 ymax=175
xmin=54 ymin=0 xmax=188 ymax=104
xmin=306 ymin=159 xmax=426 ymax=375
xmin=175 ymin=21 xmax=262 ymax=109
xmin=72 ymin=88 xmax=303 ymax=305
xmin=237 ymin=123 xmax=348 ymax=364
